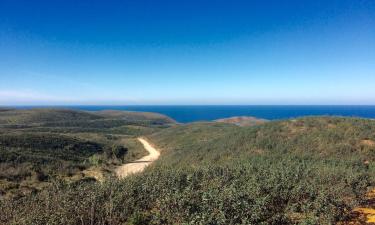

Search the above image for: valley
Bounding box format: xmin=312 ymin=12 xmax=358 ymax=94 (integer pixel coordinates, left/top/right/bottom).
xmin=0 ymin=109 xmax=374 ymax=224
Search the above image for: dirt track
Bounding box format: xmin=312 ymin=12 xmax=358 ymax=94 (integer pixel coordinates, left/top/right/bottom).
xmin=115 ymin=137 xmax=160 ymax=179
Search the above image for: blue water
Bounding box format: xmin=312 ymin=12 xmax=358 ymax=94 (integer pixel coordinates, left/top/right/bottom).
xmin=14 ymin=105 xmax=375 ymax=123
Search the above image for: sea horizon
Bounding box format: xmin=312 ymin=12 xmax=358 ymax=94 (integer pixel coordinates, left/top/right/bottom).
xmin=7 ymin=105 xmax=375 ymax=123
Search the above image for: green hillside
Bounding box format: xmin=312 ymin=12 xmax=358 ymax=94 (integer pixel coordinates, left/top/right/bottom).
xmin=151 ymin=117 xmax=375 ymax=166
xmin=0 ymin=109 xmax=175 ymax=144
xmin=1 ymin=115 xmax=373 ymax=224
xmin=0 ymin=108 xmax=102 ymax=125
xmin=0 ymin=109 xmax=176 ymax=199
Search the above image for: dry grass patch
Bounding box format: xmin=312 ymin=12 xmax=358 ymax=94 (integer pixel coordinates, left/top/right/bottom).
xmin=361 ymin=139 xmax=375 ymax=147
xmin=341 ymin=189 xmax=375 ymax=224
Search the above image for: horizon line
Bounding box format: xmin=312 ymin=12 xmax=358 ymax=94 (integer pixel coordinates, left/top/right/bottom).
xmin=3 ymin=104 xmax=375 ymax=107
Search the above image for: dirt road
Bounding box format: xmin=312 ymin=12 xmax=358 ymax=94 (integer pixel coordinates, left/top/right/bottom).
xmin=339 ymin=188 xmax=375 ymax=224
xmin=351 ymin=188 xmax=375 ymax=224
xmin=115 ymin=137 xmax=160 ymax=179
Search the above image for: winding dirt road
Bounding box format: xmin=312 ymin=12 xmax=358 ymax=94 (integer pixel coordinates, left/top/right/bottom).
xmin=115 ymin=137 xmax=160 ymax=179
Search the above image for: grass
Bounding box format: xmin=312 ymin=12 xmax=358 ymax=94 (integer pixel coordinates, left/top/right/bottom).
xmin=0 ymin=109 xmax=175 ymax=199
xmin=0 ymin=115 xmax=374 ymax=224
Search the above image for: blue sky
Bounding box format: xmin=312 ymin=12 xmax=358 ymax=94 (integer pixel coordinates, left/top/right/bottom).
xmin=0 ymin=0 xmax=374 ymax=105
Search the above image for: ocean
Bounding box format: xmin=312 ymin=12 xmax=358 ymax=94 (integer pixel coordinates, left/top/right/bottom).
xmin=14 ymin=105 xmax=375 ymax=123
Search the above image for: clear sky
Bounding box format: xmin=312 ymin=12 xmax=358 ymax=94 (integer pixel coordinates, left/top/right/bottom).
xmin=0 ymin=0 xmax=374 ymax=105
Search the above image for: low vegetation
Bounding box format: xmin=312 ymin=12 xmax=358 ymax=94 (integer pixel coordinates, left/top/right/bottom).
xmin=0 ymin=110 xmax=374 ymax=224
xmin=0 ymin=109 xmax=175 ymax=199
xmin=215 ymin=116 xmax=268 ymax=126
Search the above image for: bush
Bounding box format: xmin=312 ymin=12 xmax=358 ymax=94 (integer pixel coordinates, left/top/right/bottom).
xmin=1 ymin=116 xmax=374 ymax=224
xmin=104 ymin=145 xmax=128 ymax=161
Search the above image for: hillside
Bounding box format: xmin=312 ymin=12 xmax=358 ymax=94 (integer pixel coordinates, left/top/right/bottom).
xmin=152 ymin=117 xmax=375 ymax=165
xmin=94 ymin=110 xmax=176 ymax=124
xmin=215 ymin=116 xmax=268 ymax=126
xmin=0 ymin=109 xmax=176 ymax=199
xmin=0 ymin=108 xmax=102 ymax=125
xmin=1 ymin=115 xmax=374 ymax=224
xmin=0 ymin=108 xmax=175 ymax=134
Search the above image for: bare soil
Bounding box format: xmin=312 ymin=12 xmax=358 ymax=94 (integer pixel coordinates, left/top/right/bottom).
xmin=115 ymin=137 xmax=160 ymax=179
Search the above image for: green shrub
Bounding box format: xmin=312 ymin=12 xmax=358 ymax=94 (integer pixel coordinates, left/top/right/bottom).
xmin=1 ymin=116 xmax=374 ymax=224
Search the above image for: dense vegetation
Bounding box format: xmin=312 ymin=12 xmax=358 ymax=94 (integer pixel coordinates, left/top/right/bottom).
xmin=1 ymin=113 xmax=374 ymax=224
xmin=0 ymin=109 xmax=175 ymax=199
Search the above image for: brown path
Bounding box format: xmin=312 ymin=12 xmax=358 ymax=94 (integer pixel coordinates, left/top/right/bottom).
xmin=341 ymin=189 xmax=375 ymax=224
xmin=115 ymin=137 xmax=160 ymax=179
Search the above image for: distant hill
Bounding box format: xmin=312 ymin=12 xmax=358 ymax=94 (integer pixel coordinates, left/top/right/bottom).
xmin=215 ymin=116 xmax=268 ymax=126
xmin=93 ymin=110 xmax=176 ymax=124
xmin=0 ymin=108 xmax=175 ymax=126
xmin=0 ymin=107 xmax=13 ymax=112
xmin=0 ymin=108 xmax=102 ymax=125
